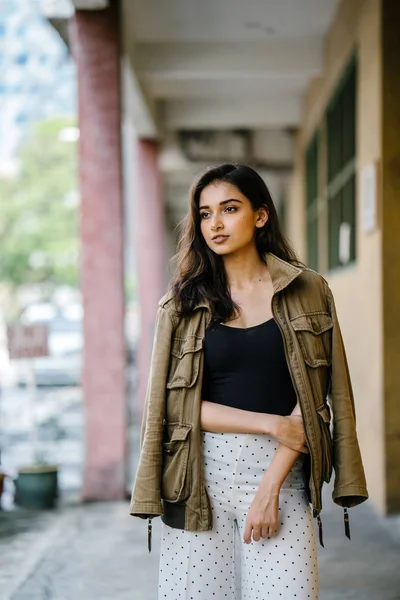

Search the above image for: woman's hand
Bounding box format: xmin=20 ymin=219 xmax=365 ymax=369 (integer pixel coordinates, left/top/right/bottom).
xmin=243 ymin=403 xmax=306 ymax=544
xmin=243 ymin=482 xmax=280 ymax=543
xmin=273 ymin=414 xmax=309 ymax=454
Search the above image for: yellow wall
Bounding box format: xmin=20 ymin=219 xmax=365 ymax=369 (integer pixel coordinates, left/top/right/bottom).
xmin=288 ymin=0 xmax=386 ymax=512
xmin=381 ymin=0 xmax=400 ymax=513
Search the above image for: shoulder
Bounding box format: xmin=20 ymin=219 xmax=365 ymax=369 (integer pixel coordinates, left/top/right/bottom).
xmin=158 ymin=288 xmax=175 ymax=309
xmin=158 ymin=288 xmax=181 ymax=313
xmin=158 ymin=289 xmax=206 ymax=331
xmin=157 ymin=289 xmax=181 ymax=327
xmin=295 ymin=266 xmax=332 ymax=302
xmin=298 ymin=266 xmax=329 ymax=287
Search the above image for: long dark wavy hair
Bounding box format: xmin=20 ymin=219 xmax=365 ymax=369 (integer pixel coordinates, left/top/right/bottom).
xmin=170 ymin=163 xmax=303 ymax=323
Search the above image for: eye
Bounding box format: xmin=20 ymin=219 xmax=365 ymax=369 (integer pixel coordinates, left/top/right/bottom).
xmin=200 ymin=211 xmax=210 ymax=219
xmin=224 ymin=206 xmax=237 ymax=213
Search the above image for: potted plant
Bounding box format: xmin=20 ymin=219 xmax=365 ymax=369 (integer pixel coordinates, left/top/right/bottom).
xmin=0 ymin=470 xmax=6 ymax=509
xmin=14 ymin=458 xmax=58 ymax=510
xmin=13 ymin=364 xmax=59 ymax=510
xmin=7 ymin=322 xmax=59 ymax=509
xmin=13 ymin=397 xmax=59 ymax=510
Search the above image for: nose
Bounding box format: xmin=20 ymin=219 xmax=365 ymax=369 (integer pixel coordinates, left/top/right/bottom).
xmin=210 ymin=213 xmax=223 ymax=231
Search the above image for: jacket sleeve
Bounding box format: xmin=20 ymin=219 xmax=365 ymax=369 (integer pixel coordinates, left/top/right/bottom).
xmin=325 ymin=282 xmax=369 ymax=508
xmin=129 ymin=304 xmax=174 ymax=519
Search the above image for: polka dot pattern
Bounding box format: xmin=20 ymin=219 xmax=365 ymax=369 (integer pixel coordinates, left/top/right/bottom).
xmin=158 ymin=431 xmax=319 ymax=599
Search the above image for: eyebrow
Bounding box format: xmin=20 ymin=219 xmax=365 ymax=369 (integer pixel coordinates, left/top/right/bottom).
xmin=199 ymin=198 xmax=243 ymax=210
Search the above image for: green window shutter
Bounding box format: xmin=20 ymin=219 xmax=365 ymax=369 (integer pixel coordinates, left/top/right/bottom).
xmin=306 ymin=134 xmax=319 ymax=271
xmin=326 ymin=56 xmax=357 ymax=270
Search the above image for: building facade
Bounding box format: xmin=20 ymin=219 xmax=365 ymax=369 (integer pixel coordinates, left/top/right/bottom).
xmin=285 ymin=0 xmax=399 ymax=515
xmin=48 ymin=0 xmax=399 ymax=518
xmin=0 ymin=0 xmax=75 ymax=175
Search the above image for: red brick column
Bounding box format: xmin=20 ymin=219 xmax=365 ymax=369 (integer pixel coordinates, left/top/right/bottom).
xmin=136 ymin=140 xmax=166 ymax=412
xmin=71 ymin=3 xmax=126 ymax=500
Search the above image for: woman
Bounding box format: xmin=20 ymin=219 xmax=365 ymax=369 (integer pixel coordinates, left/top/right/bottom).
xmin=130 ymin=164 xmax=368 ymax=600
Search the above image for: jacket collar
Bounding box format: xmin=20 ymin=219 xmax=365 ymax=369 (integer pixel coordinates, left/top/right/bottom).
xmin=266 ymin=252 xmax=304 ymax=294
xmin=160 ymin=252 xmax=304 ymax=310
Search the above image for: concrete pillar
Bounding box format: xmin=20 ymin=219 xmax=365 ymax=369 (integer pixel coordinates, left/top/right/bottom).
xmin=71 ymin=2 xmax=126 ymax=500
xmin=382 ymin=0 xmax=400 ymax=513
xmin=135 ymin=140 xmax=166 ymax=413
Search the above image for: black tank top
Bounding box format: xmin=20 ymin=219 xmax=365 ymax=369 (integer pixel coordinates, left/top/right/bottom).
xmin=201 ymin=317 xmax=297 ymax=415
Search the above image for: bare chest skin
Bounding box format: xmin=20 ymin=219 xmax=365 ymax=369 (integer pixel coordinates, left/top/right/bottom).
xmin=222 ymin=277 xmax=275 ymax=328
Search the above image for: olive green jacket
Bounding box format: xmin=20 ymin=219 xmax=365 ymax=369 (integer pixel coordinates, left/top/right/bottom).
xmin=130 ymin=252 xmax=368 ymax=544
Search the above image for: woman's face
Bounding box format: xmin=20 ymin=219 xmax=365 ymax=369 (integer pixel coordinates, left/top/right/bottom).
xmin=198 ymin=181 xmax=268 ymax=256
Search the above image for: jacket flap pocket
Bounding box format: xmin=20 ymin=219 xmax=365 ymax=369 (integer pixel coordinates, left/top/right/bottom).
xmin=171 ymin=335 xmax=203 ymax=359
xmin=290 ymin=313 xmax=333 ymax=335
xmin=170 ymin=424 xmax=192 ymax=442
xmin=316 ymin=403 xmax=331 ymax=423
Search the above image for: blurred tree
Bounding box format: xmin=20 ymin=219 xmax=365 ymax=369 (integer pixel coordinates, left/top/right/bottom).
xmin=0 ymin=117 xmax=79 ymax=293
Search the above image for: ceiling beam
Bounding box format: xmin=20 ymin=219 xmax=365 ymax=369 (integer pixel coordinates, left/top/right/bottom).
xmin=122 ymin=56 xmax=159 ymax=138
xmin=41 ymin=0 xmax=109 ymax=14
xmin=72 ymin=0 xmax=109 ymax=8
xmin=136 ymin=39 xmax=323 ymax=81
xmin=164 ymin=96 xmax=301 ymax=130
xmin=144 ymin=75 xmax=309 ymax=100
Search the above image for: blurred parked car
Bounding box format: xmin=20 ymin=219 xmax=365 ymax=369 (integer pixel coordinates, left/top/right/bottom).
xmin=17 ymin=303 xmax=83 ymax=387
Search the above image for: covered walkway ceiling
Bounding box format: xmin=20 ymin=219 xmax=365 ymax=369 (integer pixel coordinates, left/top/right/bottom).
xmin=123 ymin=0 xmax=339 ymax=134
xmin=44 ymin=0 xmax=341 ymax=210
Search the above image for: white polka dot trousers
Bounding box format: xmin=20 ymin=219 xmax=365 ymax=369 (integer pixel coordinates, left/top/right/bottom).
xmin=158 ymin=431 xmax=319 ymax=600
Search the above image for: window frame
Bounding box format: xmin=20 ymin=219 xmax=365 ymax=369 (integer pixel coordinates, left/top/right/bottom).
xmin=326 ymin=55 xmax=357 ymax=271
xmin=305 ymin=132 xmax=320 ymax=271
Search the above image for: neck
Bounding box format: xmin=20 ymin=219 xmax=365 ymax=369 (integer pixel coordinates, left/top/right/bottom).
xmin=222 ymin=245 xmax=270 ymax=290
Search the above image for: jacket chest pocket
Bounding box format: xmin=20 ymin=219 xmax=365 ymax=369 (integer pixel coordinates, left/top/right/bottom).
xmin=290 ymin=312 xmax=333 ymax=368
xmin=167 ymin=335 xmax=203 ymax=389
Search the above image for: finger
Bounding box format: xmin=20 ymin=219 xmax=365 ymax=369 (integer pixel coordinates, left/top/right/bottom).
xmin=261 ymin=525 xmax=269 ymax=539
xmin=294 ymin=442 xmax=309 ymax=454
xmin=243 ymin=521 xmax=252 ymax=544
xmin=269 ymin=524 xmax=277 ymax=537
xmin=253 ymin=527 xmax=261 ymax=542
xmin=275 ymin=438 xmax=304 ymax=453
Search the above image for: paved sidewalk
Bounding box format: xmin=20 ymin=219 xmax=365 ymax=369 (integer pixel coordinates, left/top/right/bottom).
xmin=1 ymin=501 xmax=161 ymax=600
xmin=318 ymin=484 xmax=400 ymax=600
xmin=0 ymin=507 xmax=65 ymax=599
xmin=1 ymin=484 xmax=400 ymax=600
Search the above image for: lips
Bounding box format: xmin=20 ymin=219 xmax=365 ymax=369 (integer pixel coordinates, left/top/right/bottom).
xmin=212 ymin=235 xmax=229 ymax=243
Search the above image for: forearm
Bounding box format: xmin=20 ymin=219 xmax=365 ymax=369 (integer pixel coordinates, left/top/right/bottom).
xmin=259 ymin=402 xmax=303 ymax=492
xmin=201 ymin=400 xmax=278 ymax=437
xmin=259 ymin=443 xmax=302 ymax=493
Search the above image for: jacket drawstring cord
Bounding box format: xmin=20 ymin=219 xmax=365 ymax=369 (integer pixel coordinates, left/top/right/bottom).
xmin=148 ymin=517 xmax=152 ymax=552
xmin=344 ymin=507 xmax=351 ymax=540
xmin=313 ymin=508 xmax=324 ymax=547
xmin=317 ymin=514 xmax=324 ymax=547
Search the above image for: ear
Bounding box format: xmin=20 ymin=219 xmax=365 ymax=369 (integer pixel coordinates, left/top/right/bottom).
xmin=255 ymin=206 xmax=269 ymax=228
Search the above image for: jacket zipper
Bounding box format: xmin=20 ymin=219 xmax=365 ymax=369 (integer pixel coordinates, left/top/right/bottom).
xmin=271 ymin=293 xmax=324 ymax=547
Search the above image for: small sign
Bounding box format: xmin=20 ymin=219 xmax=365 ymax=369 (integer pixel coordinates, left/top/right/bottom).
xmin=361 ymin=162 xmax=377 ymax=232
xmin=7 ymin=324 xmax=49 ymax=360
xmin=339 ymin=222 xmax=351 ymax=265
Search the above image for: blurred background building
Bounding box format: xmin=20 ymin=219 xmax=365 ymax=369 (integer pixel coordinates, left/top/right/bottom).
xmin=0 ymin=0 xmax=398 ymax=530
xmin=0 ymin=0 xmax=82 ymax=503
xmin=0 ymin=0 xmax=76 ymax=177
